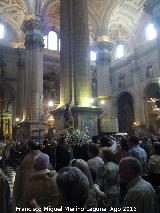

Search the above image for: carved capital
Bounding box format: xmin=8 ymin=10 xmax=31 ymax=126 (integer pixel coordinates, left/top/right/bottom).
xmin=22 ymin=19 xmax=45 ymax=33
xmin=22 ymin=19 xmax=45 ymax=49
xmin=25 ymin=34 xmax=44 ymax=49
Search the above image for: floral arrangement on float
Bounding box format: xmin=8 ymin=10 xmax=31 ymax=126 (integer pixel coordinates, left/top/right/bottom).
xmin=68 ymin=129 xmax=89 ymax=146
xmin=57 ymin=128 xmax=89 ymax=147
xmin=55 ymin=103 xmax=89 ymax=161
xmin=58 ymin=103 xmax=90 ymax=146
xmin=57 ymin=128 xmax=89 ymax=161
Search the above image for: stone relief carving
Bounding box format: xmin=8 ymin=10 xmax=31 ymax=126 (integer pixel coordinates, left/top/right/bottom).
xmin=146 ymin=65 xmax=154 ymax=78
xmin=118 ymin=74 xmax=126 ymax=89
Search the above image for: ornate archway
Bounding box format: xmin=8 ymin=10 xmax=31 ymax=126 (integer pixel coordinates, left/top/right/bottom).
xmin=117 ymin=92 xmax=135 ymax=135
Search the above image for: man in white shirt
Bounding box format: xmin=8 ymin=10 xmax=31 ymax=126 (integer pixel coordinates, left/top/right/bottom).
xmin=87 ymin=143 xmax=104 ymax=185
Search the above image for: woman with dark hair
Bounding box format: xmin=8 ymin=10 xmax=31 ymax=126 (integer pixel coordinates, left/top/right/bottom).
xmin=57 ymin=167 xmax=89 ymax=208
xmin=116 ymin=139 xmax=129 ymax=163
xmin=147 ymin=142 xmax=160 ymax=188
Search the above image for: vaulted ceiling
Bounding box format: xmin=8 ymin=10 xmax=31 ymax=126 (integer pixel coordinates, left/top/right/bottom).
xmin=0 ymin=0 xmax=151 ymax=45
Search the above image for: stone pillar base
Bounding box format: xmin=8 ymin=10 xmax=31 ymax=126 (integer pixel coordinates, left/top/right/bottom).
xmin=51 ymin=107 xmax=102 ymax=138
xmin=14 ymin=121 xmax=46 ymax=142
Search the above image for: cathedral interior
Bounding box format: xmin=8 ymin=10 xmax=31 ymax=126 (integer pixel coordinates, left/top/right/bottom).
xmin=0 ymin=0 xmax=160 ymax=140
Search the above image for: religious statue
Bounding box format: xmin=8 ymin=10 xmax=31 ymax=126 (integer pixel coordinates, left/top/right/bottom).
xmin=64 ymin=103 xmax=74 ymax=129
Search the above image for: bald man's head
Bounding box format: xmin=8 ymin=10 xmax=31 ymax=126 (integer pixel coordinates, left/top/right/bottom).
xmin=119 ymin=157 xmax=142 ymax=183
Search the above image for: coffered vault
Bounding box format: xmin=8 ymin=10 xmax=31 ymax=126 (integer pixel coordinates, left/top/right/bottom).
xmin=0 ymin=0 xmax=151 ymax=45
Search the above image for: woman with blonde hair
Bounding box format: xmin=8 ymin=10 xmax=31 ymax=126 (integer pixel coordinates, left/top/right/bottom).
xmin=70 ymin=159 xmax=98 ymax=208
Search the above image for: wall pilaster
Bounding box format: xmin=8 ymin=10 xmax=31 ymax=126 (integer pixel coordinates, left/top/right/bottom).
xmin=95 ymin=39 xmax=118 ymax=132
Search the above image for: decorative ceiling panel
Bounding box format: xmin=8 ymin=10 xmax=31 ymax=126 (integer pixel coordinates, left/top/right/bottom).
xmin=108 ymin=0 xmax=146 ymax=41
xmin=0 ymin=0 xmax=150 ymax=45
xmin=0 ymin=0 xmax=26 ymax=40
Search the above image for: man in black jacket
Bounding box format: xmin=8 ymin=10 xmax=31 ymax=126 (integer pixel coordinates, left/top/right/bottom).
xmin=56 ymin=137 xmax=71 ymax=172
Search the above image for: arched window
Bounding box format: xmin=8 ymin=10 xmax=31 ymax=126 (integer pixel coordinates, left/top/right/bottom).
xmin=116 ymin=44 xmax=124 ymax=59
xmin=43 ymin=31 xmax=58 ymax=51
xmin=90 ymin=50 xmax=96 ymax=61
xmin=48 ymin=31 xmax=58 ymax=50
xmin=146 ymin=23 xmax=157 ymax=41
xmin=0 ymin=24 xmax=4 ymax=39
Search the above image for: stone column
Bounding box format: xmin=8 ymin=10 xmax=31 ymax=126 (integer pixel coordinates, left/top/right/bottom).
xmin=22 ymin=19 xmax=44 ymax=121
xmin=60 ymin=0 xmax=90 ymax=107
xmin=20 ymin=19 xmax=45 ymax=140
xmin=95 ymin=38 xmax=118 ymax=132
xmin=53 ymin=0 xmax=101 ymax=137
xmin=60 ymin=0 xmax=72 ymax=106
xmin=16 ymin=49 xmax=25 ymax=120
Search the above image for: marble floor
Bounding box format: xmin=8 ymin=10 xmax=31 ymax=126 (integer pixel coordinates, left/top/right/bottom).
xmin=3 ymin=166 xmax=16 ymax=196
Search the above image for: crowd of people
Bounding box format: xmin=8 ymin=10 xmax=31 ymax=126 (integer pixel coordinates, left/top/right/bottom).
xmin=0 ymin=134 xmax=160 ymax=213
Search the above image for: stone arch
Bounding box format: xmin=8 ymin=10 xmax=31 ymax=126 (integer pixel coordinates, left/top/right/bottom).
xmin=41 ymin=0 xmax=58 ymax=15
xmin=117 ymin=92 xmax=135 ymax=135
